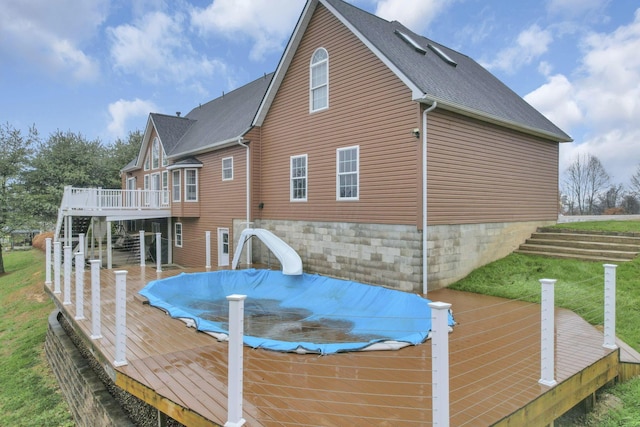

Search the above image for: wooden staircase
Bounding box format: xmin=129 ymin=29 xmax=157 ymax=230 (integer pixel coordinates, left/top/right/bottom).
xmin=516 ymin=227 xmax=640 ymax=262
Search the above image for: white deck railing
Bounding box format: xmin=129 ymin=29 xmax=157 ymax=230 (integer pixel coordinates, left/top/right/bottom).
xmin=61 ymin=186 xmax=170 ymax=211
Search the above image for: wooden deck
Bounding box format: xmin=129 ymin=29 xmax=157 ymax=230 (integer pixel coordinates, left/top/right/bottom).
xmin=46 ymin=265 xmax=620 ymax=426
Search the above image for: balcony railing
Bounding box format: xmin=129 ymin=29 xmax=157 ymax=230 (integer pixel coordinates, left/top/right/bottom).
xmin=61 ymin=186 xmax=170 ymax=211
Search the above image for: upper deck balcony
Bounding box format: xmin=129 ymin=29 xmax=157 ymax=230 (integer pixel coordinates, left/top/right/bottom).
xmin=60 ymin=186 xmax=171 ymax=219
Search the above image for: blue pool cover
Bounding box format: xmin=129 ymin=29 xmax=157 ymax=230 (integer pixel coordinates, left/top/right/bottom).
xmin=139 ymin=269 xmax=455 ymax=354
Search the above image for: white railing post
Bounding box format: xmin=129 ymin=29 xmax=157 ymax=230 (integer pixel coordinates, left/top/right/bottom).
xmin=63 ymin=246 xmax=72 ymax=305
xmin=79 ymin=233 xmax=85 ymax=265
xmin=155 ymin=232 xmax=162 ymax=273
xmin=206 ymin=231 xmax=212 ymax=271
xmin=90 ymin=260 xmax=102 ymax=339
xmin=139 ymin=230 xmax=146 ymax=267
xmin=539 ymin=279 xmax=557 ymax=387
xmin=107 ymin=221 xmax=113 ymax=269
xmin=114 ymin=270 xmax=128 ymax=367
xmin=603 ymin=264 xmax=618 ymax=350
xmin=225 ymin=294 xmax=247 ymax=427
xmin=429 ymin=301 xmax=451 ymax=427
xmin=74 ymin=252 xmax=85 ymax=320
xmin=45 ymin=237 xmax=52 ymax=287
xmin=53 ymin=242 xmax=61 ymax=294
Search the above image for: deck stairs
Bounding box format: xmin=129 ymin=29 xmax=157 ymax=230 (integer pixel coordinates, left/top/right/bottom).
xmin=516 ymin=227 xmax=640 ymax=262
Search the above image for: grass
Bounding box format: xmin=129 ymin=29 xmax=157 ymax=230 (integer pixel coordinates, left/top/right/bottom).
xmin=449 ymin=220 xmax=640 ymax=426
xmin=0 ymin=250 xmax=73 ymax=427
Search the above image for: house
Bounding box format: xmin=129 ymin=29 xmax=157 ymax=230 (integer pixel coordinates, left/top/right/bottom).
xmin=59 ymin=0 xmax=571 ymax=292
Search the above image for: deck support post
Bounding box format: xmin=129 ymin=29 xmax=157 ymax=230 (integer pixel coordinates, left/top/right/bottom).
xmin=114 ymin=270 xmax=128 ymax=367
xmin=225 ymin=294 xmax=247 ymax=427
xmin=539 ymin=279 xmax=557 ymax=387
xmin=63 ymin=245 xmax=72 ymax=305
xmin=603 ymin=264 xmax=618 ymax=350
xmin=107 ymin=222 xmax=113 ymax=269
xmin=429 ymin=301 xmax=451 ymax=427
xmin=155 ymin=232 xmax=162 ymax=273
xmin=74 ymin=252 xmax=85 ymax=320
xmin=139 ymin=230 xmax=146 ymax=267
xmin=53 ymin=241 xmax=61 ymax=294
xmin=45 ymin=237 xmax=52 ymax=286
xmin=78 ymin=233 xmax=85 ymax=265
xmin=90 ymin=260 xmax=102 ymax=339
xmin=205 ymin=231 xmax=212 ymax=271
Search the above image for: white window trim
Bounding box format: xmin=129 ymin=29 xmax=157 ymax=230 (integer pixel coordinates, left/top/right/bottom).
xmin=309 ymin=47 xmax=329 ymax=113
xmin=172 ymin=170 xmax=181 ymax=203
xmin=290 ymin=154 xmax=308 ymax=202
xmin=144 ymin=148 xmax=150 ymax=170
xmin=152 ymin=137 xmax=160 ymax=169
xmin=162 ymin=170 xmax=169 ymax=205
xmin=161 ymin=147 xmax=168 ymax=167
xmin=143 ymin=174 xmax=150 ymax=206
xmin=336 ymin=145 xmax=359 ymax=201
xmin=222 ymin=157 xmax=233 ymax=181
xmin=175 ymin=223 xmax=183 ymax=248
xmin=184 ymin=168 xmax=198 ymax=202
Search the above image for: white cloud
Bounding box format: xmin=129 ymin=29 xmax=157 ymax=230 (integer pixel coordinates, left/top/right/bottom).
xmin=0 ymin=0 xmax=106 ymax=81
xmin=540 ymin=9 xmax=640 ymax=184
xmin=107 ymin=98 xmax=158 ymax=139
xmin=190 ymin=0 xmax=303 ymax=61
xmin=374 ymin=0 xmax=453 ymax=33
xmin=108 ymin=11 xmax=227 ymax=86
xmin=483 ymin=24 xmax=553 ymax=73
xmin=524 ymin=74 xmax=582 ymax=133
xmin=547 ymin=0 xmax=609 ymax=19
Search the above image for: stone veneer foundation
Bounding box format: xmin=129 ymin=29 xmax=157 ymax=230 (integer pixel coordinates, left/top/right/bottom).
xmin=235 ymin=219 xmax=553 ymax=292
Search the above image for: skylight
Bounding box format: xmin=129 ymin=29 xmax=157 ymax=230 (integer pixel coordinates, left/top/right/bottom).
xmin=394 ymin=30 xmax=427 ymax=54
xmin=428 ymin=44 xmax=457 ymax=67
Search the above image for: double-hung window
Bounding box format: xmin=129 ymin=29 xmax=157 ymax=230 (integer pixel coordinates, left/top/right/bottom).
xmin=290 ymin=154 xmax=308 ymax=201
xmin=143 ymin=174 xmax=150 ymax=206
xmin=222 ymin=157 xmax=233 ymax=181
xmin=161 ymin=171 xmax=169 ymax=205
xmin=310 ymin=48 xmax=328 ymax=112
xmin=175 ymin=223 xmax=183 ymax=247
xmin=185 ymin=169 xmax=198 ymax=201
xmin=172 ymin=170 xmax=181 ymax=202
xmin=337 ymin=146 xmax=359 ymax=200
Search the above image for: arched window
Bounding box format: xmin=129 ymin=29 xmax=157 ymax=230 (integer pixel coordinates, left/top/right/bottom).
xmin=310 ymin=48 xmax=328 ymax=112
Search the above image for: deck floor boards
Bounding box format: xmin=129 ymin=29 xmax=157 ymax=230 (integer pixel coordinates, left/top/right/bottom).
xmin=48 ymin=265 xmax=617 ymax=426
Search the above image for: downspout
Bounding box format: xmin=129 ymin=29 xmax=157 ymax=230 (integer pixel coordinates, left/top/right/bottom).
xmin=237 ymin=137 xmax=251 ymax=266
xmin=422 ymin=100 xmax=437 ymax=295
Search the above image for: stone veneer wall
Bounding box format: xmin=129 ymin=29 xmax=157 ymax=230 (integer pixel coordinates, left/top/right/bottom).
xmin=45 ymin=310 xmax=183 ymax=427
xmin=236 ymin=219 xmax=552 ymax=292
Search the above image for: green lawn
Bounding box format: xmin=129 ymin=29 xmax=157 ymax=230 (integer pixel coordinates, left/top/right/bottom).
xmin=0 ymin=250 xmax=73 ymax=427
xmin=449 ymin=220 xmax=640 ymax=426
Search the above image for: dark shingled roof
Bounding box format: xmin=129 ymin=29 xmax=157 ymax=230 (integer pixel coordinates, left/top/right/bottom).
xmin=167 ymin=73 xmax=274 ymax=157
xmin=319 ymin=0 xmax=571 ymax=141
xmin=150 ymin=113 xmax=195 ymax=156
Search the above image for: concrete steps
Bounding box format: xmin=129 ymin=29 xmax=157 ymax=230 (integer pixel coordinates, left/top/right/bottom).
xmin=516 ymin=228 xmax=640 ymax=262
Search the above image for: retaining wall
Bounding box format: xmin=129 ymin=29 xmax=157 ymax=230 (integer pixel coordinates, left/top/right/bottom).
xmin=238 ymin=219 xmax=552 ymax=291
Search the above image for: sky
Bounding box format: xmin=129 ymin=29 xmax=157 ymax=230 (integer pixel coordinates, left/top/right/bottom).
xmin=1 ymin=0 xmax=639 ymax=186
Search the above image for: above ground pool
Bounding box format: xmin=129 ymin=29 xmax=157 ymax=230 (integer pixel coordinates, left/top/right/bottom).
xmin=139 ymin=269 xmax=455 ymax=354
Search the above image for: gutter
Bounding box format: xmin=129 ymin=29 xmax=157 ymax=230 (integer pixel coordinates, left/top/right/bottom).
xmin=421 ymin=99 xmax=437 ymax=295
xmin=237 ymin=137 xmax=252 ymax=266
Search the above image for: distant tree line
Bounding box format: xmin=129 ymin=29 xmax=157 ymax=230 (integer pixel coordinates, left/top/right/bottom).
xmin=561 ymin=153 xmax=640 ymax=216
xmin=0 ymin=122 xmax=141 ymax=273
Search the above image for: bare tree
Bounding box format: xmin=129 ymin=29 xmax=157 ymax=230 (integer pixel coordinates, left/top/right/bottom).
xmin=563 ymin=153 xmax=610 ymax=215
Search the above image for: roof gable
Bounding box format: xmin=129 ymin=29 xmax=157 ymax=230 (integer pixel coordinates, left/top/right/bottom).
xmin=169 ymin=73 xmax=274 ymax=157
xmin=255 ymin=0 xmax=571 ymax=142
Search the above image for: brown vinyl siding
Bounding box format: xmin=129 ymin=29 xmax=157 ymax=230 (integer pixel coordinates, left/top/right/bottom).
xmin=172 ymin=145 xmax=248 ymax=267
xmin=427 ymin=109 xmax=559 ymax=224
xmin=257 ymin=4 xmax=420 ymax=226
